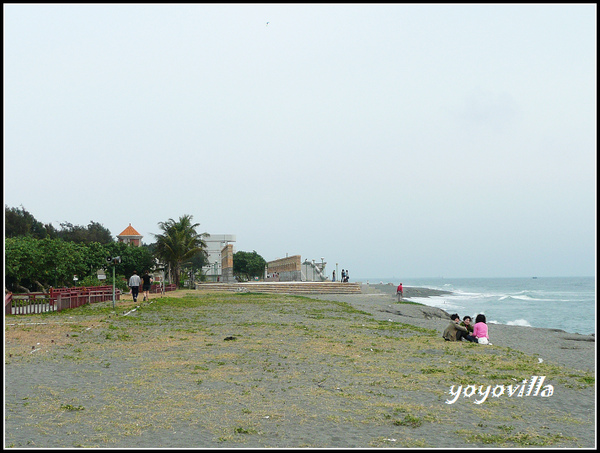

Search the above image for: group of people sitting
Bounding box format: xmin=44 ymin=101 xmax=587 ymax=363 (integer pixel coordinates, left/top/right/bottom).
xmin=443 ymin=313 xmax=492 ymax=345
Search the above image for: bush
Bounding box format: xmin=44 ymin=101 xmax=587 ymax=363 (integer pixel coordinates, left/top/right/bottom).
xmin=77 ymin=276 xmax=105 ymax=287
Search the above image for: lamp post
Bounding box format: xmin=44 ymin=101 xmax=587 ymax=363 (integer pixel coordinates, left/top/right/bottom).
xmin=112 ymin=265 xmax=116 ymax=309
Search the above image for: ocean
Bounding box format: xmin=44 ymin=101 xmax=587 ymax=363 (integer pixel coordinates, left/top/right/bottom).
xmin=357 ymin=277 xmax=596 ymax=335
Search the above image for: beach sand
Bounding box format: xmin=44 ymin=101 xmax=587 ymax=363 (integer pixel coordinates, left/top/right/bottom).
xmin=309 ymin=283 xmax=596 ymax=373
xmin=4 ymin=285 xmax=595 ymax=448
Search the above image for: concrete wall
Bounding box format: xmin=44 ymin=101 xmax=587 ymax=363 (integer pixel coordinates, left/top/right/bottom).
xmin=202 ymin=234 xmax=236 ymax=281
xmin=267 ymin=255 xmax=302 ymax=282
xmin=221 ymin=243 xmax=235 ymax=283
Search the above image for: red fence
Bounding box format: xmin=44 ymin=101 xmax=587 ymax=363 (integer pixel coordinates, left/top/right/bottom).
xmin=149 ymin=283 xmax=178 ymax=293
xmin=5 ymin=283 xmax=179 ymax=315
xmin=5 ymin=286 xmax=120 ymax=315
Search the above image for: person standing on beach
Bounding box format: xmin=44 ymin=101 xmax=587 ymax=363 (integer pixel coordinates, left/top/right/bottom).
xmin=473 ymin=314 xmax=491 ymax=344
xmin=442 ymin=314 xmax=470 ymax=341
xmin=345 ymin=269 xmax=349 ymax=282
xmin=332 ymin=270 xmax=336 ymax=282
xmin=128 ymin=270 xmax=141 ymax=303
xmin=397 ymin=283 xmax=403 ymax=301
xmin=141 ymin=270 xmax=152 ymax=302
xmin=341 ymin=269 xmax=346 ymax=282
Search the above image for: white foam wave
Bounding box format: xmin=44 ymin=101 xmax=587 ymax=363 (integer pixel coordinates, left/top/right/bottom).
xmin=408 ymin=296 xmax=462 ymax=311
xmin=505 ymin=319 xmax=532 ymax=327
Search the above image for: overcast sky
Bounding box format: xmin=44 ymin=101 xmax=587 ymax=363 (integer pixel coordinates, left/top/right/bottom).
xmin=4 ymin=4 xmax=596 ymax=279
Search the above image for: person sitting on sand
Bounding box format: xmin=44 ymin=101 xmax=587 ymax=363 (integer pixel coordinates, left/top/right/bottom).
xmin=442 ymin=314 xmax=470 ymax=341
xmin=459 ymin=315 xmax=477 ymax=342
xmin=460 ymin=315 xmax=474 ymax=334
xmin=473 ymin=314 xmax=491 ymax=345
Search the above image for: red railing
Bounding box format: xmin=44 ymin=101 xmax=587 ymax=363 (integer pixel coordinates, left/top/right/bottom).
xmin=5 ymin=286 xmax=121 ymax=315
xmin=5 ymin=284 xmax=179 ymax=315
xmin=149 ymin=283 xmax=178 ymax=293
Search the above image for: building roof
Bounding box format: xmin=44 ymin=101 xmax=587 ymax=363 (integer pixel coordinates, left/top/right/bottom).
xmin=117 ymin=223 xmax=142 ymax=237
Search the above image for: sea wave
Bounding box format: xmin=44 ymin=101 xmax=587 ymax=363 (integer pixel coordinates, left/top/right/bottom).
xmin=498 ymin=295 xmax=558 ymax=302
xmin=499 ymin=295 xmax=535 ymax=301
xmin=505 ymin=319 xmax=532 ymax=327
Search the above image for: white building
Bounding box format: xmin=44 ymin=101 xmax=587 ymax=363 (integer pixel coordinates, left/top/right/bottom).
xmin=202 ymin=234 xmax=236 ymax=281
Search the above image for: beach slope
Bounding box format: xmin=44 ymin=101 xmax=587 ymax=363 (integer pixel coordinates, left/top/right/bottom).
xmin=4 ymin=288 xmax=595 ymax=448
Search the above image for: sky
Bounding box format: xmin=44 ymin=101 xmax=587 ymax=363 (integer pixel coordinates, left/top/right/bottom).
xmin=4 ymin=4 xmax=597 ymax=279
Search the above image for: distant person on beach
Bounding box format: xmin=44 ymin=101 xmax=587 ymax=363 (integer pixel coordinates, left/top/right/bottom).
xmin=345 ymin=270 xmax=349 ymax=282
xmin=341 ymin=269 xmax=346 ymax=282
xmin=141 ymin=271 xmax=152 ymax=301
xmin=473 ymin=314 xmax=491 ymax=345
xmin=396 ymin=283 xmax=403 ymax=301
xmin=332 ymin=270 xmax=336 ymax=282
xmin=442 ymin=314 xmax=470 ymax=341
xmin=128 ymin=270 xmax=141 ymax=303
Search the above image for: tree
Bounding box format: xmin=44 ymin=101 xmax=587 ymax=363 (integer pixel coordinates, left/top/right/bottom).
xmin=233 ymin=251 xmax=267 ymax=281
xmin=153 ymin=215 xmax=208 ymax=287
xmin=56 ymin=221 xmax=114 ymax=244
xmin=5 ymin=236 xmax=46 ymax=292
xmin=5 ymin=205 xmax=56 ymax=239
xmin=5 ymin=236 xmax=90 ymax=292
xmin=183 ymin=250 xmax=210 ymax=286
xmin=5 ymin=205 xmax=113 ymax=244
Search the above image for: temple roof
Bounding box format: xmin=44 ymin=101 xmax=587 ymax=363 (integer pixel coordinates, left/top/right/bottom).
xmin=117 ymin=223 xmax=142 ymax=237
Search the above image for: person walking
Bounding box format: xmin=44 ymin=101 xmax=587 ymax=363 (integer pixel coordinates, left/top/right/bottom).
xmin=128 ymin=270 xmax=141 ymax=303
xmin=141 ymin=270 xmax=153 ymax=301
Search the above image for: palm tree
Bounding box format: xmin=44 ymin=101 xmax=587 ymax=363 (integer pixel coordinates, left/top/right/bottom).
xmin=153 ymin=215 xmax=209 ymax=287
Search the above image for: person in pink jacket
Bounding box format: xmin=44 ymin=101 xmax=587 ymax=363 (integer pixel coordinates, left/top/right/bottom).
xmin=473 ymin=314 xmax=491 ymax=345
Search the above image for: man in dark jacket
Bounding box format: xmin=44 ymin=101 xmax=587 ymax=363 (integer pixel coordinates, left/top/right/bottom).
xmin=443 ymin=313 xmax=471 ymax=341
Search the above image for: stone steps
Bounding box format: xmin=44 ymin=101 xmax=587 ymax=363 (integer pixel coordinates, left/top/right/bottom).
xmin=196 ymin=281 xmax=362 ymax=295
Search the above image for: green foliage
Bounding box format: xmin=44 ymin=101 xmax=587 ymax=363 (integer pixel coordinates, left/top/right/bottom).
xmin=233 ymin=250 xmax=267 ymax=281
xmin=5 ymin=205 xmax=57 ymax=239
xmin=5 ymin=236 xmax=89 ymax=291
xmin=4 ymin=237 xmax=154 ymax=293
xmin=77 ymin=275 xmax=105 ymax=287
xmin=5 ymin=205 xmax=113 ymax=244
xmin=55 ymin=221 xmax=113 ymax=244
xmin=153 ymin=214 xmax=208 ymax=287
xmin=108 ymin=243 xmax=155 ymax=278
xmin=4 ymin=206 xmax=217 ymax=293
xmin=5 ymin=236 xmax=45 ymax=291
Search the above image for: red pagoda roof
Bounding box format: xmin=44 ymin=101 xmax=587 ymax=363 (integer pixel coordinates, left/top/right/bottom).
xmin=117 ymin=224 xmax=142 ymax=237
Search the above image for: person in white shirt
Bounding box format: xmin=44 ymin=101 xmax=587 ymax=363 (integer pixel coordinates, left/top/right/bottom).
xmin=128 ymin=270 xmax=142 ymax=302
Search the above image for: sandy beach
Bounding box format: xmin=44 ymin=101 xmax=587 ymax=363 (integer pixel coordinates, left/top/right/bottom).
xmin=311 ymin=283 xmax=596 ymax=373
xmin=4 ymin=285 xmax=595 ymax=448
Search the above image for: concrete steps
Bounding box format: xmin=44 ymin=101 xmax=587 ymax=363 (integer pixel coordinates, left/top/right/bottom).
xmin=196 ymin=281 xmax=362 ymax=295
